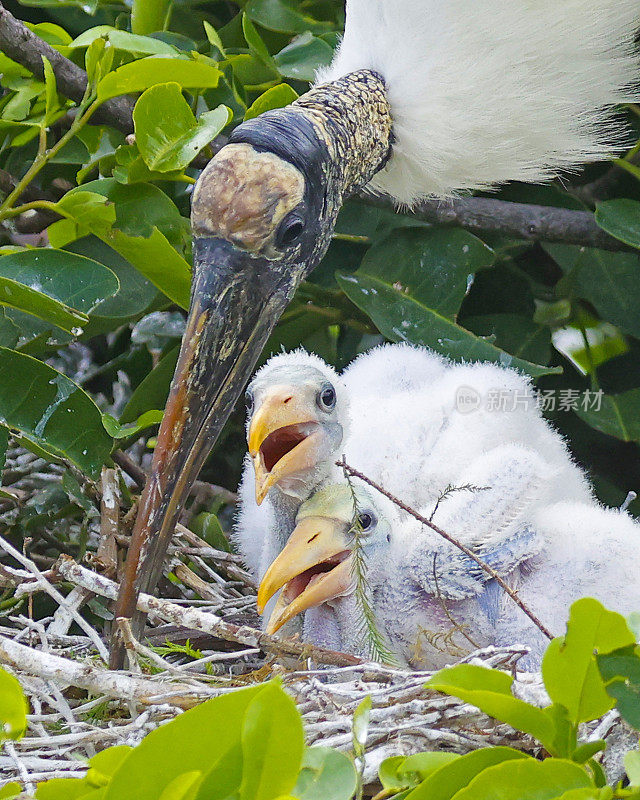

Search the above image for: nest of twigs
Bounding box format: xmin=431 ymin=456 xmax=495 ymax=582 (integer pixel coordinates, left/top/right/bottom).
xmin=0 ymin=445 xmax=632 ymax=792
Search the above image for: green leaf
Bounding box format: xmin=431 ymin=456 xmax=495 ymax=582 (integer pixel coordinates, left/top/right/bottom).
xmin=400 ymin=753 xmax=460 ymax=786
xmin=574 ymin=389 xmax=640 ymax=444
xmin=42 ymin=55 xmax=58 ymax=125
xmin=71 ymin=27 xmax=176 ymax=56
xmin=598 ymin=646 xmax=640 ymax=730
xmin=571 ymin=741 xmax=606 ymax=764
xmin=53 ymin=181 xmax=191 ymax=310
xmin=0 ymin=424 xmax=8 ymax=475
xmin=337 ymin=277 xmax=560 ymax=379
xmin=35 ymin=778 xmax=94 ymax=799
xmin=193 ymin=740 xmax=243 ymax=800
xmin=102 ymin=410 xmax=163 ymax=439
xmin=464 ymin=314 xmax=552 ymax=368
xmin=191 ymin=512 xmax=230 ymax=551
xmin=203 ymin=21 xmax=226 ymax=57
xmin=65 ymin=237 xmax=157 ymax=322
xmin=338 ymin=228 xmax=556 ymax=377
xmin=0 ymin=308 xmax=19 ymax=348
xmin=0 ymin=347 xmax=113 ymax=478
xmin=158 ymin=772 xmax=202 ymax=800
xmin=245 ymin=83 xmax=298 ymax=120
xmin=361 ymin=228 xmax=494 ymax=319
xmin=245 ymin=0 xmax=332 ymax=34
xmin=0 ymin=249 xmax=119 ymax=333
xmin=0 ymin=666 xmax=27 ymax=741
xmin=274 ymin=33 xmax=334 ymax=81
xmin=542 ymin=598 xmax=636 ymax=725
xmin=625 ymin=751 xmax=640 ymax=786
xmin=242 ymin=13 xmax=279 ymax=74
xmin=426 ymin=665 xmax=556 ymax=752
xmin=120 ymin=346 xmax=179 ymax=423
xmin=595 ymin=199 xmax=640 ymax=249
xmin=545 ymin=243 xmax=640 ymax=339
xmin=449 ymin=759 xmax=592 ymax=800
xmin=131 ymin=0 xmax=171 ymax=35
xmin=0 ymin=783 xmax=21 ymax=800
xmin=405 ymin=747 xmax=529 ymax=800
xmin=112 ymin=145 xmax=186 ymax=185
xmin=292 ymin=747 xmax=357 ymax=800
xmin=85 ymin=38 xmax=114 ymax=89
xmin=87 ymin=746 xmax=132 ymax=783
xmin=97 ymin=56 xmax=222 ymax=102
xmin=352 ymin=695 xmax=371 ymax=759
xmin=239 ymin=681 xmax=305 ymax=800
xmin=48 ymin=191 xmax=116 ymax=247
xmin=105 ymin=684 xmax=264 ymax=800
xmin=134 ymin=83 xmax=229 ymax=172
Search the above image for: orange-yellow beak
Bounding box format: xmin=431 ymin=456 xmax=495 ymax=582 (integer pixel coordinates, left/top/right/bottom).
xmin=257 ymin=515 xmax=354 ymax=634
xmin=248 ymin=387 xmax=324 ymax=504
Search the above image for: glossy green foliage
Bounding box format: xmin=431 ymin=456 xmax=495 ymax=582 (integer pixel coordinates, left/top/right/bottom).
xmin=32 ymin=680 xmax=356 ymax=800
xmin=0 ymin=347 xmax=113 ymax=476
xmin=0 ymin=665 xmax=28 ymax=742
xmin=0 ymin=0 xmax=638 ymax=515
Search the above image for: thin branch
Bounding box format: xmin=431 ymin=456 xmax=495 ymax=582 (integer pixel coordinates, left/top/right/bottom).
xmin=0 ymin=2 xmax=134 ymax=133
xmin=57 ymin=556 xmax=362 ymax=667
xmin=358 ymin=194 xmax=629 ymax=252
xmin=0 ymin=634 xmax=210 ymax=708
xmin=112 ymin=449 xmax=146 ymax=489
xmin=0 ymin=534 xmax=110 ymax=661
xmin=96 ymin=467 xmax=119 ymax=578
xmin=336 ymin=459 xmax=554 ymax=641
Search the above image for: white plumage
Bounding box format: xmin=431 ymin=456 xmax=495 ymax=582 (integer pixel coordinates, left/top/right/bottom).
xmin=318 ymin=0 xmax=639 ymax=202
xmin=288 ymin=467 xmax=640 ymax=670
xmin=237 ymin=344 xmax=605 ymax=648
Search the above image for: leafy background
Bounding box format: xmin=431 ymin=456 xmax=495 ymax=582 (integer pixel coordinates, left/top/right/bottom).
xmin=0 ymin=0 xmax=639 ymax=561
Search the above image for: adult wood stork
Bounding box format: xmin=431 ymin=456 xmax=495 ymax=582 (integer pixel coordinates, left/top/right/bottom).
xmin=257 ymin=455 xmax=640 ymax=669
xmin=112 ymin=0 xmax=638 ymax=666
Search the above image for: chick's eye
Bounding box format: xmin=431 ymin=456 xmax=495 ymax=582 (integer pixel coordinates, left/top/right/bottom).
xmin=317 ymin=385 xmax=336 ymax=411
xmin=275 ymin=212 xmax=305 ymax=249
xmin=244 ymin=390 xmax=254 ymax=413
xmin=357 ymin=512 xmax=376 ymax=532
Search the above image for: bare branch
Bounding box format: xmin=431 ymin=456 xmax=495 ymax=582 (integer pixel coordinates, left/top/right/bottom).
xmin=359 ymin=194 xmax=629 ymax=252
xmin=96 ymin=467 xmax=119 ymax=578
xmin=0 ymin=634 xmax=211 ymax=708
xmin=57 ymin=556 xmax=362 ymax=667
xmin=0 ymin=2 xmax=134 ymax=133
xmin=337 ymin=459 xmax=554 ymax=641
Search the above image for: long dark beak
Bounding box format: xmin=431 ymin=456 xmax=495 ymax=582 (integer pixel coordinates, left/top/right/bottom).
xmin=110 ymin=236 xmax=305 ymax=667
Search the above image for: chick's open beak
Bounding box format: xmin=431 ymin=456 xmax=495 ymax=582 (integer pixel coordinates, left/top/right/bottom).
xmin=248 ymin=390 xmax=324 ymax=504
xmin=257 ymin=516 xmax=354 ymax=634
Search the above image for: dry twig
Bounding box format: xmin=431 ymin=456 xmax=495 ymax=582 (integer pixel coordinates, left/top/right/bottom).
xmin=57 ymin=556 xmax=362 ymax=667
xmin=337 ymin=459 xmax=554 ymax=641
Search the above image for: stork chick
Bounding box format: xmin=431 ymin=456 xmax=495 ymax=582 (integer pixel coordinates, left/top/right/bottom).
xmin=256 ymin=474 xmax=541 ymax=665
xmin=258 ymin=437 xmax=640 ymax=668
xmin=236 ymin=343 xmax=448 ymax=582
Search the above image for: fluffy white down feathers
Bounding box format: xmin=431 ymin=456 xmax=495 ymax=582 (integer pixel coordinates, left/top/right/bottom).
xmin=317 ymin=0 xmax=639 ymax=203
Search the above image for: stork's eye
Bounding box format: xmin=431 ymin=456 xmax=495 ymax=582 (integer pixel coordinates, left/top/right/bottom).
xmin=275 ymin=211 xmax=305 ymax=249
xmin=245 ymin=390 xmax=254 ymax=414
xmin=317 ymin=384 xmax=336 ymax=411
xmin=357 ymin=511 xmax=376 ymax=532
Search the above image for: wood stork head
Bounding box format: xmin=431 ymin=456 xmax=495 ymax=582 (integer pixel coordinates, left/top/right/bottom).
xmin=257 ymin=483 xmax=394 ymax=635
xmin=127 ymin=72 xmax=392 ymax=580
